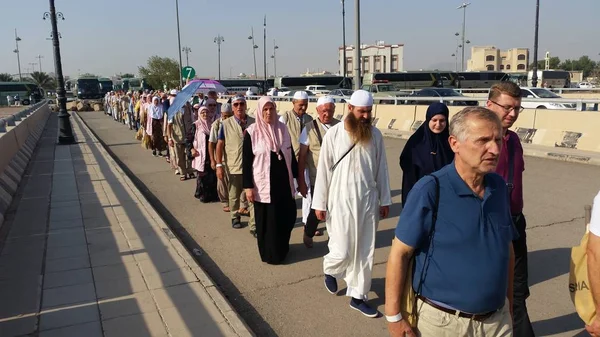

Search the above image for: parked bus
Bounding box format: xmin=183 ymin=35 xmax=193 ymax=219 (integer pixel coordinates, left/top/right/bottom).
xmin=74 ymin=77 xmax=102 ymax=99
xmin=0 ymin=82 xmax=43 ymax=105
xmin=527 ymin=70 xmax=571 ymax=88
xmin=452 ymin=71 xmax=509 ymax=89
xmin=219 ymin=79 xmax=274 ymax=94
xmin=363 ymin=72 xmax=445 ymax=90
xmin=98 ymin=78 xmax=113 ymax=95
xmin=506 ymin=72 xmax=528 ymax=86
xmin=274 ymin=76 xmax=352 ymax=91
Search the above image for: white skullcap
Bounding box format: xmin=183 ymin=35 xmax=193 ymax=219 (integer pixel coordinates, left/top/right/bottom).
xmin=293 ymin=91 xmax=309 ymax=100
xmin=169 ymin=89 xmax=178 ymax=95
xmin=316 ymin=96 xmax=335 ymax=107
xmin=349 ymin=90 xmax=373 ymax=107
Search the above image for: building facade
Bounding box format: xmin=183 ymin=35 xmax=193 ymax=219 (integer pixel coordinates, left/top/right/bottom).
xmin=338 ymin=42 xmax=404 ymax=76
xmin=467 ymin=46 xmax=529 ymax=72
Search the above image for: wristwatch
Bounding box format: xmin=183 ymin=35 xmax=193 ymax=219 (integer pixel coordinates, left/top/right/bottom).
xmin=385 ymin=313 xmax=403 ymax=323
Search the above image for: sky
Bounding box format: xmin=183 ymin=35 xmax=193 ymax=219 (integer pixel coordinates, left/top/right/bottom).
xmin=1 ymin=0 xmax=599 ymax=79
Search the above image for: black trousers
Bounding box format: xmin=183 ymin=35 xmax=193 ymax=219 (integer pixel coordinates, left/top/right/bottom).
xmin=512 ymin=214 xmax=535 ymax=337
xmin=304 ymin=186 xmax=319 ymax=238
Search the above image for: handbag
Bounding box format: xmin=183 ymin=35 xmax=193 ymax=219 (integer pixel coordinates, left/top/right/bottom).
xmin=569 ymin=223 xmax=596 ymax=324
xmin=400 ymin=175 xmax=440 ymax=328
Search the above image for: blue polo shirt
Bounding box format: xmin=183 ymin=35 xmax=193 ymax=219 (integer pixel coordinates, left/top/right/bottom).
xmin=395 ymin=163 xmax=518 ymax=314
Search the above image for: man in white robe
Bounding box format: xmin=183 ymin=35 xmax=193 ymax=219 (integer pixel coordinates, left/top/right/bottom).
xmin=312 ymin=90 xmax=392 ymax=318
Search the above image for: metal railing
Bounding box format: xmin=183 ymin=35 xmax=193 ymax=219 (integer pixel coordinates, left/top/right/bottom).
xmin=0 ymin=100 xmax=47 ymax=133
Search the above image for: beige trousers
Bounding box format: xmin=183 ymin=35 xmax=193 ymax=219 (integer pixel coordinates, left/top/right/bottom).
xmin=228 ymin=173 xmax=255 ymax=230
xmin=416 ymin=299 xmax=513 ymax=337
xmin=174 ymin=143 xmax=193 ymax=176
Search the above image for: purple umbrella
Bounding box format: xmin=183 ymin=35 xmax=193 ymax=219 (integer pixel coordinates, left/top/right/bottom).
xmin=187 ymin=79 xmax=227 ymax=94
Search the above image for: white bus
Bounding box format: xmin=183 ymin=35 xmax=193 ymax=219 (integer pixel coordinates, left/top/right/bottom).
xmin=527 ymin=70 xmax=571 ymax=88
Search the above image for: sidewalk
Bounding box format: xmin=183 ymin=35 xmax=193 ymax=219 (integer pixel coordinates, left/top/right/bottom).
xmin=0 ymin=112 xmax=253 ymax=337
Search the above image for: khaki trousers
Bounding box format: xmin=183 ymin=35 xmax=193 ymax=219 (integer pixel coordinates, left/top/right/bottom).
xmin=218 ymin=170 xmax=248 ymax=208
xmin=416 ymin=299 xmax=513 ymax=337
xmin=228 ymin=173 xmax=255 ymax=230
xmin=174 ymin=143 xmax=193 ymax=175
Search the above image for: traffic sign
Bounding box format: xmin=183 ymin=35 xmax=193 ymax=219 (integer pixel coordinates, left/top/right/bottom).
xmin=181 ymin=66 xmax=196 ymax=80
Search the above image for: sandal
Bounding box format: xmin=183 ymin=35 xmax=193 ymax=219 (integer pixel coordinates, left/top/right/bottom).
xmin=222 ymin=206 xmax=230 ymax=212
xmin=180 ymin=175 xmax=188 ymax=181
xmin=188 ymin=173 xmax=196 ymax=179
xmin=232 ymin=218 xmax=242 ymax=229
xmin=238 ymin=208 xmax=250 ymax=216
xmin=314 ymin=230 xmax=324 ymax=237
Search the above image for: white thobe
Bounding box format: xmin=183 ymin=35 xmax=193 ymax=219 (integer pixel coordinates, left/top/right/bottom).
xmin=312 ymin=123 xmax=391 ymax=300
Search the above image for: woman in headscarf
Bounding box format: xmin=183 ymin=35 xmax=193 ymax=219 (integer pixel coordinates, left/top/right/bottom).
xmin=243 ymin=96 xmax=298 ymax=265
xmin=191 ymin=106 xmax=219 ymax=203
xmin=147 ymin=96 xmax=167 ymax=157
xmin=399 ymin=102 xmax=454 ymax=205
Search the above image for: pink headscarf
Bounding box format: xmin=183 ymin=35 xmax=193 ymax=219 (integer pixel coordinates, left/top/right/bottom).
xmin=254 ymin=96 xmax=284 ymax=154
xmin=192 ymin=106 xmax=215 ymax=173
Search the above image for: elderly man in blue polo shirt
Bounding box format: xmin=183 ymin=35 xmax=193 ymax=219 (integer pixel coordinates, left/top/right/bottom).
xmin=385 ymin=107 xmax=518 ymax=337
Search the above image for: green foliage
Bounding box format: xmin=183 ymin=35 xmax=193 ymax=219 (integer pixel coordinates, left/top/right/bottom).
xmin=138 ymin=56 xmax=180 ymax=90
xmin=529 ymin=57 xmax=561 ymax=70
xmin=559 ymin=56 xmax=598 ymax=77
xmin=30 ymin=71 xmax=56 ymax=89
xmin=121 ymin=73 xmax=135 ymax=78
xmin=0 ymin=73 xmax=15 ymax=82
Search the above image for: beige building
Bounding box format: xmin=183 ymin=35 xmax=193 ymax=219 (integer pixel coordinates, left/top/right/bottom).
xmin=338 ymin=41 xmax=404 ymax=76
xmin=467 ymin=46 xmax=529 ymax=72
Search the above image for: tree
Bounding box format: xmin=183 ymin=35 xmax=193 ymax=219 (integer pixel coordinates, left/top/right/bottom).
xmin=138 ymin=56 xmax=180 ymax=90
xmin=30 ymin=71 xmax=56 ymax=89
xmin=529 ymin=56 xmax=561 ymax=70
xmin=558 ymin=56 xmax=598 ymax=77
xmin=121 ymin=73 xmax=135 ymax=78
xmin=0 ymin=73 xmax=15 ymax=82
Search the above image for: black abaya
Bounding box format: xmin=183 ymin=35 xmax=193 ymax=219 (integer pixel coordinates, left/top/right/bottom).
xmin=243 ymin=133 xmax=298 ymax=265
xmin=194 ymin=134 xmax=219 ymax=203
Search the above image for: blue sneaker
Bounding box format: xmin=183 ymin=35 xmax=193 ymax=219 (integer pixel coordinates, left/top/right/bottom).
xmin=350 ymin=298 xmax=378 ymax=318
xmin=324 ymin=275 xmax=337 ymax=294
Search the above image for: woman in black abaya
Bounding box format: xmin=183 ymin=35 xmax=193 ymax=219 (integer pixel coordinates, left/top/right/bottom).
xmin=399 ymin=102 xmax=454 ymax=205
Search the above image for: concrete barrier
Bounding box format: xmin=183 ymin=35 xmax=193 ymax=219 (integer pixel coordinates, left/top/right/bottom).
xmin=218 ymin=99 xmax=600 ymax=157
xmin=0 ymin=102 xmax=51 ymax=227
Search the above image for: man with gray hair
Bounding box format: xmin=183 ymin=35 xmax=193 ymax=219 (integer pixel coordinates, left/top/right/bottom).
xmin=385 ymin=107 xmax=517 ymax=337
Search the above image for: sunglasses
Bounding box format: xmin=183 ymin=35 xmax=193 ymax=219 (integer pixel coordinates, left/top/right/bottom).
xmin=232 ymin=102 xmax=246 ymax=107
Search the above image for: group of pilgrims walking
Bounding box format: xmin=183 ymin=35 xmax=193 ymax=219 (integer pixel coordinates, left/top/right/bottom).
xmin=102 ymin=82 xmax=535 ymax=336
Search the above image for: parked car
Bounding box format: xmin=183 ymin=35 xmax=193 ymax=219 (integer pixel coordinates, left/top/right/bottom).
xmin=520 ymin=87 xmax=576 ymax=109
xmin=285 ymin=90 xmax=316 ymax=102
xmin=578 ymin=82 xmax=595 ymax=89
xmin=329 ymin=89 xmax=354 ymax=103
xmin=305 ymin=85 xmax=330 ymax=95
xmin=407 ymin=88 xmax=478 ymax=106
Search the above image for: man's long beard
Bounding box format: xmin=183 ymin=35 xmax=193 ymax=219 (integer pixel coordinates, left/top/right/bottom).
xmin=345 ymin=113 xmax=373 ymax=144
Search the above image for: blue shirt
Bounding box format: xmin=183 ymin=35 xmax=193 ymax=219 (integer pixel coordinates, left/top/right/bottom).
xmin=395 ymin=163 xmax=518 ymax=314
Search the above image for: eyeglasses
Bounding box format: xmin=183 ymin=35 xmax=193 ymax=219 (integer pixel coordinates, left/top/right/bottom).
xmin=490 ymin=101 xmax=524 ymax=113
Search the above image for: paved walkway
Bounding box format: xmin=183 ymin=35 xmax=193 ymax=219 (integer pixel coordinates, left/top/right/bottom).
xmin=77 ymin=110 xmax=600 ymax=337
xmin=0 ymin=112 xmax=252 ymax=337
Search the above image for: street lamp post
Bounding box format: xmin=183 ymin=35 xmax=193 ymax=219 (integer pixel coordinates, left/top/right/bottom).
xmin=182 ymin=46 xmax=191 ymax=67
xmin=263 ymin=16 xmax=268 ymax=93
xmin=214 ymin=35 xmax=224 ymax=80
xmin=531 ymin=0 xmax=540 ymax=87
xmin=14 ymin=29 xmax=22 ymax=81
xmin=248 ymin=28 xmax=259 ymax=79
xmin=457 ymin=2 xmax=471 ymax=72
xmin=44 ymin=1 xmax=74 ymax=145
xmin=175 ymin=0 xmax=183 ymax=88
xmin=271 ymin=41 xmax=279 ymax=78
xmin=341 ymin=0 xmax=347 ymax=78
xmin=353 ymin=0 xmax=362 ymax=90
xmin=36 ymin=55 xmax=44 ymax=72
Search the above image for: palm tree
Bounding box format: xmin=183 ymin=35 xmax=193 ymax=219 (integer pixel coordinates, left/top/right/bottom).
xmin=0 ymin=73 xmax=14 ymax=82
xmin=30 ymin=71 xmax=56 ymax=90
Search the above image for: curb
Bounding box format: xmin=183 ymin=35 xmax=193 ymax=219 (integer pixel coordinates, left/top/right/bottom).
xmin=74 ymin=112 xmax=255 ymax=337
xmin=380 ymin=129 xmax=600 ymax=167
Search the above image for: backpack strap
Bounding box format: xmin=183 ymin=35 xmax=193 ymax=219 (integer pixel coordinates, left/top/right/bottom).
xmin=312 ymin=119 xmax=323 ymax=145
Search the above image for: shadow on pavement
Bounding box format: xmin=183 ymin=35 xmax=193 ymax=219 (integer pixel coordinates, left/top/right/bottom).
xmin=78 ymin=116 xmax=277 ymax=336
xmin=532 ymin=311 xmax=586 ymax=336
xmin=528 ymin=247 xmax=570 ymax=286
